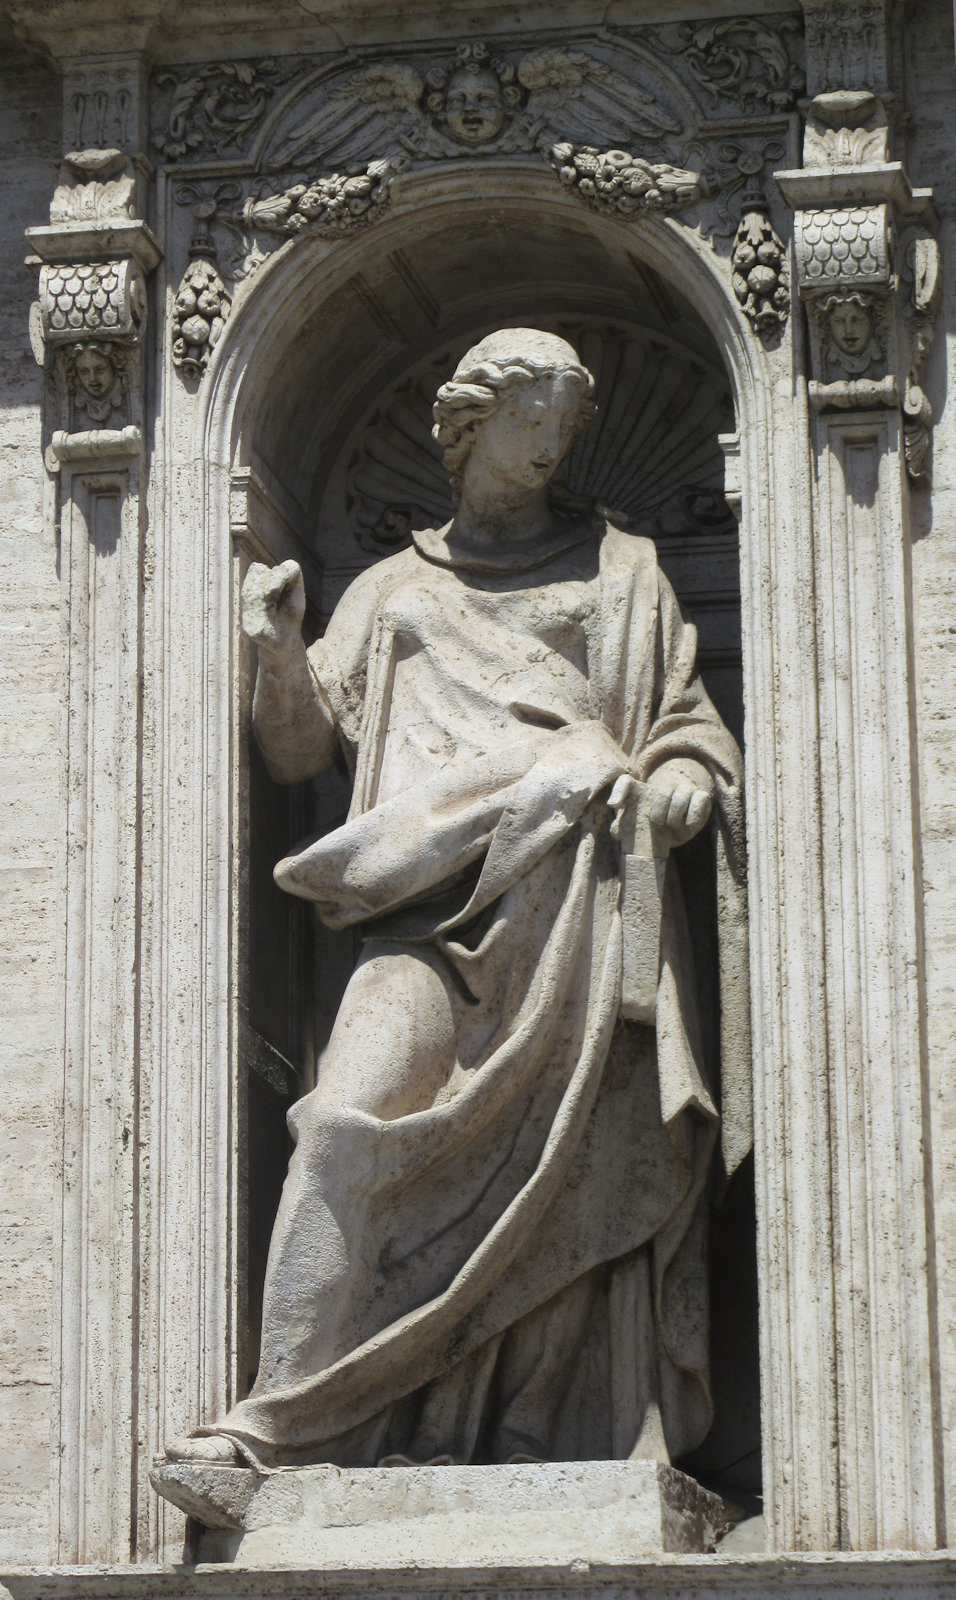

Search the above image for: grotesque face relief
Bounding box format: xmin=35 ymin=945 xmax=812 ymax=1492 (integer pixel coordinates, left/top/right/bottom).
xmin=443 ymin=66 xmax=507 ymax=144
xmin=64 ymin=341 xmax=126 ymax=425
xmin=73 ymin=346 xmax=116 ymax=399
xmin=828 ymin=297 xmax=874 ymax=358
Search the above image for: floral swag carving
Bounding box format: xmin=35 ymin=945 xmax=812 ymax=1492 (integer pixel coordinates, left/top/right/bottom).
xmin=156 ymin=29 xmax=805 ymax=377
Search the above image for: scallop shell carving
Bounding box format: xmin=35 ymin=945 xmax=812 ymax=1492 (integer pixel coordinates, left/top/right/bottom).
xmin=343 ymin=320 xmax=734 ymax=553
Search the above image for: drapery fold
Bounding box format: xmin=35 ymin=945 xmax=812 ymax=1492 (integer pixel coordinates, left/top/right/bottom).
xmin=209 ymin=526 xmax=748 ymax=1468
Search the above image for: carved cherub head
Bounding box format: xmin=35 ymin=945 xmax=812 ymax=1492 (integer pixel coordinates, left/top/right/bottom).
xmin=426 ymin=43 xmax=522 ymax=146
xmin=820 ymin=291 xmax=882 ymax=373
xmin=71 ymin=343 xmax=116 ymax=398
xmin=62 ymin=339 xmax=127 ymax=421
xmin=432 ymin=328 xmax=597 ymax=503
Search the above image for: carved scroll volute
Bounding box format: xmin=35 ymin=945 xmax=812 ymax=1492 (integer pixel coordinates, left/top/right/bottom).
xmin=26 ymin=147 xmax=161 ymax=461
xmin=776 ymin=88 xmax=940 ymax=481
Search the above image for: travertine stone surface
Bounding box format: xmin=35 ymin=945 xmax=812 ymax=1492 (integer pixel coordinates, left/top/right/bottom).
xmin=152 ymin=1461 xmax=738 ymax=1562
xmin=1 ymin=0 xmax=956 ymax=1571
xmin=0 ymin=17 xmax=63 ymax=1568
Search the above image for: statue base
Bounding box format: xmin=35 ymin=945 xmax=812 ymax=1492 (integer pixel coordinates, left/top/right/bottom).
xmin=150 ymin=1459 xmax=740 ymax=1565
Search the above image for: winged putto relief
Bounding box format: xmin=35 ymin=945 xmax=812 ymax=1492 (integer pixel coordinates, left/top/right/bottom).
xmin=268 ymin=40 xmax=683 ymax=169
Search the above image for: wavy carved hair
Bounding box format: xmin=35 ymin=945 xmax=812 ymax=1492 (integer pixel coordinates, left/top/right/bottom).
xmin=432 ymin=331 xmax=598 ymax=504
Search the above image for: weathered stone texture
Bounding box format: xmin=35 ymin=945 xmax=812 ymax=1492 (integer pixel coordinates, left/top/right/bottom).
xmin=906 ymin=0 xmax=956 ymax=1542
xmin=0 ymin=19 xmax=62 ymax=1567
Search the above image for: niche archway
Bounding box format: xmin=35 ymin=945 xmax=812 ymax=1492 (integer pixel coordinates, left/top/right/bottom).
xmin=204 ymin=171 xmax=761 ymax=1498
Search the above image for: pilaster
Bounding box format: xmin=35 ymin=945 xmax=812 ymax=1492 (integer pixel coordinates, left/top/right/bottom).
xmin=768 ymin=0 xmax=943 ymax=1550
xmin=27 ymin=130 xmax=161 ymax=1562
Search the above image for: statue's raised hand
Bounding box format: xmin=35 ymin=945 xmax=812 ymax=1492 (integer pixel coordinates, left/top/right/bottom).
xmin=241 ymin=560 xmax=305 ymax=655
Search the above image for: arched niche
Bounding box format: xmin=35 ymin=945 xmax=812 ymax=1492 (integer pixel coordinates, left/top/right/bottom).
xmin=198 ymin=168 xmax=763 ymax=1500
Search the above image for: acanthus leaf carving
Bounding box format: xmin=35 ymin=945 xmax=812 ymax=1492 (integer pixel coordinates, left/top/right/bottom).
xmin=803 ymin=90 xmax=891 ymax=167
xmin=154 ymin=58 xmax=295 ymax=161
xmin=654 ymin=14 xmax=805 ymax=111
xmin=549 ymin=143 xmax=712 ymax=219
xmin=50 ymin=149 xmax=142 ymax=224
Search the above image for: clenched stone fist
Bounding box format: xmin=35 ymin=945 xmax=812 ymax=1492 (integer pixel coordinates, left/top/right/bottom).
xmin=241 ymin=559 xmax=306 ymax=655
xmin=645 ymin=770 xmax=712 ymax=846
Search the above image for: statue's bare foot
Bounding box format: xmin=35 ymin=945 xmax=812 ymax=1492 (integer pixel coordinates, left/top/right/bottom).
xmin=163 ymin=1433 xmax=242 ymax=1466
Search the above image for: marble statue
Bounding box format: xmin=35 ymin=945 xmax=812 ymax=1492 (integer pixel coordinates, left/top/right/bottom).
xmin=164 ymin=327 xmax=748 ymax=1477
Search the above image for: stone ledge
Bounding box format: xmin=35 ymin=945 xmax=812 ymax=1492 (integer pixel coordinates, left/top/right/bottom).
xmin=2 ymin=1553 xmax=956 ymax=1600
xmin=149 ymin=1460 xmax=738 ymax=1562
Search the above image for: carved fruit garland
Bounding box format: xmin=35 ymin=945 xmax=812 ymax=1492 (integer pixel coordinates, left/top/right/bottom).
xmin=550 ymin=142 xmax=712 ymax=217
xmin=731 ymin=209 xmax=789 ymax=338
xmin=172 ymin=257 xmax=231 ymax=378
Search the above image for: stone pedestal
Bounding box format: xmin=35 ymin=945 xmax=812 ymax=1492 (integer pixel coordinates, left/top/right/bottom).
xmin=150 ymin=1461 xmax=738 ymax=1565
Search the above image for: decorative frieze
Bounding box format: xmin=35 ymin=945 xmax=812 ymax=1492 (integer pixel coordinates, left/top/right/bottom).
xmin=266 ymin=41 xmax=683 ymax=171
xmin=152 ymin=29 xmax=807 ymax=375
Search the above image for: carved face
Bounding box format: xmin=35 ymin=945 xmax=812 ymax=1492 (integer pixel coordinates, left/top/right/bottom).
xmin=443 ymin=67 xmax=506 ymax=145
xmin=73 ymin=347 xmax=115 ymax=398
xmin=464 ymin=373 xmax=584 ymax=495
xmin=828 ymin=299 xmax=873 ymax=357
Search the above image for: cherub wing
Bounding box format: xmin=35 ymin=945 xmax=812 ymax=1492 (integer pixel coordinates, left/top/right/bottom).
xmin=518 ymin=47 xmax=682 ymax=147
xmin=271 ymin=62 xmax=426 ymax=169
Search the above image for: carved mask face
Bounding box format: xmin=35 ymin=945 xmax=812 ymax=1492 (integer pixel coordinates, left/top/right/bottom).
xmin=828 ymin=299 xmax=873 ymax=356
xmin=443 ymin=68 xmax=506 ymax=144
xmin=464 ymin=373 xmax=583 ymax=495
xmin=74 ymin=348 xmax=115 ymax=398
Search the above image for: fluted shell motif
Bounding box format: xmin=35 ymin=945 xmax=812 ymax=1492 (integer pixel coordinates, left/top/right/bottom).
xmin=344 ymin=321 xmax=734 ymax=553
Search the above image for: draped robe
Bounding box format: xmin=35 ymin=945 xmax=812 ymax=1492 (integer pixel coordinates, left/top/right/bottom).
xmin=211 ymin=521 xmax=748 ymax=1471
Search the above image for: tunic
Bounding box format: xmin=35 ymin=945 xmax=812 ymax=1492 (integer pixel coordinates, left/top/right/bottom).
xmin=209 ymin=521 xmax=748 ymax=1470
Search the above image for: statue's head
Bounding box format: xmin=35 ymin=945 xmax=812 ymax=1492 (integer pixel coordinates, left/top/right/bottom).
xmin=432 ymin=328 xmax=597 ymax=503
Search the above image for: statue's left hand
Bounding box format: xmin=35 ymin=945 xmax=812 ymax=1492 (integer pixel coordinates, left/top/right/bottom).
xmin=645 ymin=769 xmax=712 ymax=846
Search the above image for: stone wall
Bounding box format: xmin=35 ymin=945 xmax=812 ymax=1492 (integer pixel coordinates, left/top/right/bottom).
xmin=0 ymin=0 xmax=955 ymax=1570
xmin=907 ymin=0 xmax=956 ymax=1542
xmin=0 ymin=20 xmax=62 ymax=1567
